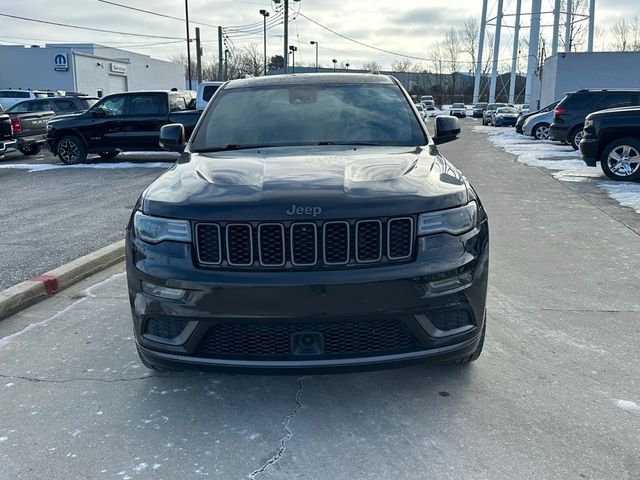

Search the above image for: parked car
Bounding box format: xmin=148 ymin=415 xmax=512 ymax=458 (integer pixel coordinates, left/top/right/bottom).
xmin=517 ymin=104 xmax=530 ymax=115
xmin=580 ymin=106 xmax=640 ymax=181
xmin=420 ymin=95 xmax=434 ymax=104
xmin=7 ymin=96 xmax=98 ymax=116
xmin=482 ymin=103 xmax=507 ymax=126
xmin=415 ymin=103 xmax=427 ymax=119
xmin=46 ymin=90 xmax=201 ymax=164
xmin=522 ymin=110 xmax=554 ymax=140
xmin=516 ymin=101 xmax=559 ymax=134
xmin=449 ymin=103 xmax=467 ymax=118
xmin=472 ymin=102 xmax=488 ymax=118
xmin=0 ymin=112 xmax=16 ymax=160
xmin=196 ymin=81 xmax=224 ymax=110
xmin=6 ymin=108 xmax=55 ymax=156
xmin=126 ymin=73 xmax=488 ymax=372
xmin=550 ymin=89 xmax=640 ymax=150
xmin=0 ymin=89 xmax=51 ymax=110
xmin=491 ymin=107 xmax=519 ymax=127
xmin=423 ymin=100 xmax=436 ymax=110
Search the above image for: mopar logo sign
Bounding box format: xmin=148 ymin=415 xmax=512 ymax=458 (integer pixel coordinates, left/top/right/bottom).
xmin=54 ymin=53 xmax=68 ymax=71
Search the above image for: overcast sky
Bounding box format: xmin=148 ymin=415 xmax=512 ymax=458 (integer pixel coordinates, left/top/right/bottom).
xmin=0 ymin=0 xmax=636 ymax=70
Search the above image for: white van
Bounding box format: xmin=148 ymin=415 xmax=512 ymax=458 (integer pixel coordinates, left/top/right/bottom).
xmin=0 ymin=90 xmax=51 ymax=110
xmin=196 ymin=82 xmax=224 ymax=110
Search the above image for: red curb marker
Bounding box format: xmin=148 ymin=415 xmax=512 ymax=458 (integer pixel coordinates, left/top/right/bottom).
xmin=31 ymin=274 xmax=59 ymax=296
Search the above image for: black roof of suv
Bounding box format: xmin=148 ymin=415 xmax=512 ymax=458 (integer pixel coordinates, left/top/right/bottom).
xmin=550 ymin=89 xmax=640 ymax=149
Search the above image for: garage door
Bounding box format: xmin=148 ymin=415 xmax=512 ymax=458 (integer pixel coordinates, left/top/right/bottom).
xmin=108 ymin=75 xmax=128 ymax=94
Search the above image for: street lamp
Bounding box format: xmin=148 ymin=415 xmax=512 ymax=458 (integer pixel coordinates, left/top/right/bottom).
xmin=289 ymin=45 xmax=298 ymax=73
xmin=184 ymin=0 xmax=192 ymax=89
xmin=310 ymin=41 xmax=319 ymax=72
xmin=259 ymin=9 xmax=270 ymax=76
xmin=345 ymin=63 xmax=350 ymax=71
xmin=332 ymin=58 xmax=337 ymax=72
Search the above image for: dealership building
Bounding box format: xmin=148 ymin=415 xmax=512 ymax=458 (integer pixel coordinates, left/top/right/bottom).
xmin=0 ymin=43 xmax=184 ymax=97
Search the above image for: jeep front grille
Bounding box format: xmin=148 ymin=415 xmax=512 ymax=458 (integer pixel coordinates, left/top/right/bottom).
xmin=195 ymin=217 xmax=414 ymax=270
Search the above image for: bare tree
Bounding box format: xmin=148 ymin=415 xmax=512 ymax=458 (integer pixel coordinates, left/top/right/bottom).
xmin=610 ymin=16 xmax=640 ymax=51
xmin=391 ymin=58 xmax=413 ymax=72
xmin=362 ymin=61 xmax=381 ymax=72
xmin=558 ymin=0 xmax=591 ymax=51
xmin=461 ymin=16 xmax=479 ymax=74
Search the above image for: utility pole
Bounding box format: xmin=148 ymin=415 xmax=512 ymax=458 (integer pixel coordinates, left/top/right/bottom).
xmin=184 ymin=0 xmax=192 ymax=90
xmin=587 ymin=0 xmax=596 ymax=52
xmin=525 ymin=0 xmax=542 ymax=105
xmin=218 ymin=26 xmax=223 ymax=81
xmin=281 ymin=0 xmax=300 ymax=74
xmin=489 ymin=0 xmax=504 ymax=103
xmin=195 ymin=27 xmax=202 ymax=84
xmin=472 ymin=0 xmax=489 ymax=104
xmin=259 ymin=9 xmax=270 ymax=76
xmin=310 ymin=41 xmax=318 ymax=72
xmin=551 ymin=0 xmax=561 ymax=55
xmin=565 ymin=0 xmax=573 ymax=52
xmin=224 ymin=49 xmax=229 ymax=81
xmin=509 ymin=0 xmax=522 ymax=103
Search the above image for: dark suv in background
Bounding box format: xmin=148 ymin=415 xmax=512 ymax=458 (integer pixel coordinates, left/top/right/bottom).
xmin=7 ymin=96 xmax=98 ymax=116
xmin=550 ymin=89 xmax=640 ymax=150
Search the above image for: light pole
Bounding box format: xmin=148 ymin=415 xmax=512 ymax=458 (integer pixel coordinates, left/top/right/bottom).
xmin=224 ymin=48 xmax=229 ymax=81
xmin=345 ymin=63 xmax=350 ymax=71
xmin=310 ymin=41 xmax=319 ymax=72
xmin=289 ymin=45 xmax=297 ymax=73
xmin=184 ymin=0 xmax=192 ymax=89
xmin=332 ymin=58 xmax=337 ymax=72
xmin=259 ymin=9 xmax=270 ymax=76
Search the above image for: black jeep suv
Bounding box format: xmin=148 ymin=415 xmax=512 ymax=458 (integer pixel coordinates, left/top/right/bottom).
xmin=550 ymin=89 xmax=640 ymax=150
xmin=126 ymin=74 xmax=489 ymax=372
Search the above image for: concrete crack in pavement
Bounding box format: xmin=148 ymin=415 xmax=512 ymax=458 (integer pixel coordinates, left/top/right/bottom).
xmin=248 ymin=376 xmax=306 ymax=479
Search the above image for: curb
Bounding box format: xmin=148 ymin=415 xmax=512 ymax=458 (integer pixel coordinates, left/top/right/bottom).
xmin=0 ymin=240 xmax=125 ymax=320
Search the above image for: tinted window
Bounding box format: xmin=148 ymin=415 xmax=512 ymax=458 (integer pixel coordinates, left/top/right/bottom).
xmin=452 ymin=103 xmax=465 ymax=108
xmin=193 ymin=83 xmax=427 ymax=151
xmin=28 ymin=100 xmax=51 ymax=112
xmin=2 ymin=91 xmax=30 ymax=99
xmin=560 ymin=93 xmax=592 ymax=109
xmin=602 ymin=94 xmax=635 ymax=109
xmin=169 ymin=94 xmax=187 ymax=112
xmin=53 ymin=99 xmax=77 ymax=111
xmin=79 ymin=98 xmax=99 ymax=109
xmin=6 ymin=101 xmax=29 ymax=113
xmin=202 ymin=85 xmax=220 ymax=102
xmin=128 ymin=93 xmax=166 ymax=115
xmin=94 ymin=95 xmax=126 ymax=116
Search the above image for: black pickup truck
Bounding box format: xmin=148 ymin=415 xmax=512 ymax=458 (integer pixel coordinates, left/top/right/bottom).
xmin=0 ymin=112 xmax=16 ymax=159
xmin=580 ymin=106 xmax=640 ymax=182
xmin=46 ymin=90 xmax=200 ymax=164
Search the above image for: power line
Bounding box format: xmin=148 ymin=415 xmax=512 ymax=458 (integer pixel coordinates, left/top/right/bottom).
xmin=0 ymin=12 xmax=184 ymax=40
xmin=96 ymin=0 xmax=219 ymax=29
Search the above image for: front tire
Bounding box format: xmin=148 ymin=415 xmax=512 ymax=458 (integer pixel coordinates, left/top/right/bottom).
xmin=19 ymin=144 xmax=42 ymax=156
xmin=600 ymin=138 xmax=640 ymax=182
xmin=532 ymin=123 xmax=550 ymax=140
xmin=57 ymin=135 xmax=87 ymax=165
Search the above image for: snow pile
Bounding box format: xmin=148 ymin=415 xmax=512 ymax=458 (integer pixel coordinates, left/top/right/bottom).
xmin=475 ymin=125 xmax=640 ymax=213
xmin=0 ymin=162 xmax=172 ymax=172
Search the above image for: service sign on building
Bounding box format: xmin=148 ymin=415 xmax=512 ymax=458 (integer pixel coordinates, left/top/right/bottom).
xmin=54 ymin=53 xmax=68 ymax=71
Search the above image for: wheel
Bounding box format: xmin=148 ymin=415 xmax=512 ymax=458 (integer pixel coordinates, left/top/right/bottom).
xmin=456 ymin=319 xmax=486 ymax=365
xmin=19 ymin=144 xmax=42 ymax=156
xmin=569 ymin=126 xmax=584 ymax=150
xmin=600 ymin=138 xmax=640 ymax=182
xmin=98 ymin=152 xmax=119 ymax=159
xmin=532 ymin=123 xmax=550 ymax=140
xmin=57 ymin=135 xmax=87 ymax=165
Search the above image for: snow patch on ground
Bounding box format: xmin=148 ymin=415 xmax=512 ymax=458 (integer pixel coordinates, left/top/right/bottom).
xmin=475 ymin=125 xmax=640 ymax=213
xmin=614 ymin=399 xmax=640 ymax=414
xmin=0 ymin=161 xmax=172 ymax=172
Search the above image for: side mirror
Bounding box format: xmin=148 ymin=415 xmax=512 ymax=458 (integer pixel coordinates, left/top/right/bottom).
xmin=160 ymin=123 xmax=185 ymax=152
xmin=433 ymin=115 xmax=461 ymax=145
xmin=91 ymin=108 xmax=107 ymax=118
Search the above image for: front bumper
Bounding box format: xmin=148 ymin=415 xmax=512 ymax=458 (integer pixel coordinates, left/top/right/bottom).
xmin=126 ymin=219 xmax=489 ymax=372
xmin=579 ymin=137 xmax=599 ymax=167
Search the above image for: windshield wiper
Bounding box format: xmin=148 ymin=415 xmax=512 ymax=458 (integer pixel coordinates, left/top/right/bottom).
xmin=193 ymin=144 xmax=254 ymax=153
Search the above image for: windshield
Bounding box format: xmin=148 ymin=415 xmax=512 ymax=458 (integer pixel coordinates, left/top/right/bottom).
xmin=191 ymin=83 xmax=427 ymax=151
xmin=474 ymin=103 xmax=487 ymax=108
xmin=497 ymin=107 xmax=517 ymax=114
xmin=452 ymin=103 xmax=464 ymax=108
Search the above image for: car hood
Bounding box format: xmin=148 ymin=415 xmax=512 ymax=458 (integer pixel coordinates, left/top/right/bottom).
xmin=142 ymin=145 xmax=469 ymax=221
xmin=48 ymin=112 xmax=85 ymax=124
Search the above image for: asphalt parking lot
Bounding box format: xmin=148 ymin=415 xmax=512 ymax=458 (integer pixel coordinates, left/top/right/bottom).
xmin=0 ymin=121 xmax=639 ymax=479
xmin=0 ymin=148 xmax=177 ymax=290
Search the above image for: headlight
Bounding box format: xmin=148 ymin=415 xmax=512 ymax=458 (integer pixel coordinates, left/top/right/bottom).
xmin=418 ymin=202 xmax=478 ymax=236
xmin=133 ymin=211 xmax=191 ymax=244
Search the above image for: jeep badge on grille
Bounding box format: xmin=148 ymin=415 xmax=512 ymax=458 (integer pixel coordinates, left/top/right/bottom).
xmin=286 ymin=204 xmax=322 ymax=216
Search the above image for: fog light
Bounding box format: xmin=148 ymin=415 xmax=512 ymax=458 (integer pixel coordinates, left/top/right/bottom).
xmin=427 ymin=273 xmax=473 ymax=293
xmin=141 ymin=281 xmax=186 ymax=300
